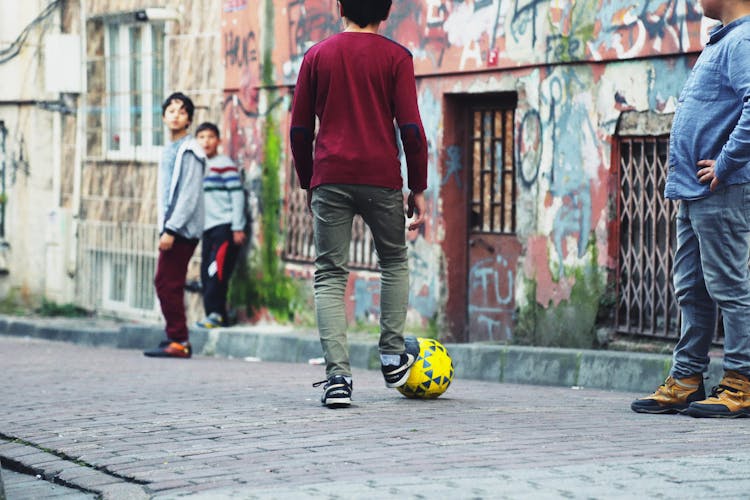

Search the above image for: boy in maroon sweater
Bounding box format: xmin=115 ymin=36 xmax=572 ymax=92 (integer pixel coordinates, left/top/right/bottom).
xmin=290 ymin=0 xmax=428 ymax=408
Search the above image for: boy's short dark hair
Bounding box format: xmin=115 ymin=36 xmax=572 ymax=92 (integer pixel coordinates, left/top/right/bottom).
xmin=339 ymin=0 xmax=392 ymax=28
xmin=195 ymin=122 xmax=220 ymax=138
xmin=161 ymin=92 xmax=195 ymax=123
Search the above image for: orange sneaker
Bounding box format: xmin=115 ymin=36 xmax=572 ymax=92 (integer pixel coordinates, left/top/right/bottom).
xmin=143 ymin=340 xmax=192 ymax=358
xmin=686 ymin=371 xmax=750 ymax=418
xmin=631 ymin=375 xmax=704 ymax=414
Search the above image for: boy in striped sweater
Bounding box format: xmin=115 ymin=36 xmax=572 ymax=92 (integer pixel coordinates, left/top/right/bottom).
xmin=194 ymin=122 xmax=247 ymax=328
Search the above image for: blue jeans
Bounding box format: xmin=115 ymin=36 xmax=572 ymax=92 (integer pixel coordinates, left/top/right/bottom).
xmin=672 ymin=183 xmax=750 ymax=378
xmin=311 ymin=184 xmax=409 ymax=378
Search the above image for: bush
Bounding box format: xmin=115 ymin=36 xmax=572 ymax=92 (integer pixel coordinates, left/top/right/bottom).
xmin=36 ymin=299 xmax=90 ymax=318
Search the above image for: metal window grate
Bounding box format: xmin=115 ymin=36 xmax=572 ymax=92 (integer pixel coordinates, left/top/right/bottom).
xmin=283 ymin=170 xmax=379 ymax=270
xmin=75 ymin=221 xmax=162 ymax=319
xmin=616 ymin=137 xmax=680 ymax=340
xmin=470 ymin=108 xmax=516 ymax=234
xmin=615 ymin=136 xmax=726 ymax=345
xmin=284 ymin=175 xmax=316 ymax=264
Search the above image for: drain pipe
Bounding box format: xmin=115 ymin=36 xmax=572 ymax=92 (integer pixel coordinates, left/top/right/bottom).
xmin=0 ymin=119 xmax=7 ymax=240
xmin=0 ymin=119 xmax=8 ymax=275
xmin=68 ymin=0 xmax=87 ymax=279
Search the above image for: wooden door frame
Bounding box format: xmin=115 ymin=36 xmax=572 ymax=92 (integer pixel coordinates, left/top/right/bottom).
xmin=451 ymin=92 xmax=518 ymax=341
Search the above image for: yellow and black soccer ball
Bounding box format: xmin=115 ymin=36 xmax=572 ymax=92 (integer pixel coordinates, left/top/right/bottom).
xmin=397 ymin=337 xmax=454 ymax=399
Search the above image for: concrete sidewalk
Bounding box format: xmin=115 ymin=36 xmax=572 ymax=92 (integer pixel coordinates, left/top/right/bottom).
xmin=0 ymin=314 xmax=725 ymax=394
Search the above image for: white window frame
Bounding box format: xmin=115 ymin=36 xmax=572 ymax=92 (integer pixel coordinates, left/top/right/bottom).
xmin=101 ymin=254 xmax=134 ymax=311
xmin=104 ymin=21 xmax=165 ymax=162
xmin=100 ymin=252 xmax=159 ymax=314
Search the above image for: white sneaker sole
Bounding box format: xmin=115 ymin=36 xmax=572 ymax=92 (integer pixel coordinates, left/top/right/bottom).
xmin=384 ymin=354 xmax=416 ymax=388
xmin=323 ymin=397 xmax=351 ymax=408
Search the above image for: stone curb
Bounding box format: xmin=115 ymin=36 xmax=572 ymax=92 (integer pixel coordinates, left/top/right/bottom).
xmin=0 ymin=315 xmax=724 ymax=393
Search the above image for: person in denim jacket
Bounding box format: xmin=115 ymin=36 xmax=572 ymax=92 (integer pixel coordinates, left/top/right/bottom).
xmin=632 ymin=0 xmax=750 ymax=418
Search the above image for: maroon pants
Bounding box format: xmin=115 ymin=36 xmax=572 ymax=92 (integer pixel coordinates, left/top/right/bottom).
xmin=154 ymin=238 xmax=198 ymax=342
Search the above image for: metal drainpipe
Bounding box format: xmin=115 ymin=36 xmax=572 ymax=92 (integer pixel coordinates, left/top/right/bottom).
xmin=0 ymin=119 xmax=7 ymax=240
xmin=68 ymin=0 xmax=87 ymax=279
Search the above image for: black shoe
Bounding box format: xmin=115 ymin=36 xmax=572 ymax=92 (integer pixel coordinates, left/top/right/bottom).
xmin=381 ymin=336 xmax=420 ymax=388
xmin=143 ymin=340 xmax=192 ymax=358
xmin=313 ymin=375 xmax=352 ymax=408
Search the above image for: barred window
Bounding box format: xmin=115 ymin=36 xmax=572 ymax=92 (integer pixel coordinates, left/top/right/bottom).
xmin=77 ymin=221 xmax=160 ymax=318
xmin=470 ymin=107 xmax=516 ymax=234
xmin=616 ymin=136 xmax=680 ymax=340
xmin=284 ymin=171 xmax=379 ymax=270
xmin=284 ymin=173 xmax=316 ymax=264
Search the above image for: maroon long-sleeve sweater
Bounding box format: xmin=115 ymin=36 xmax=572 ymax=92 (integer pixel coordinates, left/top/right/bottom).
xmin=290 ymin=32 xmax=428 ymax=193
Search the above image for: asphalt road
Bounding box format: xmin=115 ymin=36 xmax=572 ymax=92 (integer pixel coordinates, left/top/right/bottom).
xmin=2 ymin=336 xmax=750 ymax=499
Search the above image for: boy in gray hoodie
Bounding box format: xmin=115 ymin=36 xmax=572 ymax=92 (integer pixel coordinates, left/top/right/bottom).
xmin=144 ymin=92 xmax=206 ymax=358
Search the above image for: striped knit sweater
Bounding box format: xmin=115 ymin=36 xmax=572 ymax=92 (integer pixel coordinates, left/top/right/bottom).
xmin=203 ymin=154 xmax=246 ymax=231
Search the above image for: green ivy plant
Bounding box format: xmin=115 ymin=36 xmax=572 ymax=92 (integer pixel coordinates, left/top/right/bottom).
xmin=227 ymin=0 xmax=300 ymax=322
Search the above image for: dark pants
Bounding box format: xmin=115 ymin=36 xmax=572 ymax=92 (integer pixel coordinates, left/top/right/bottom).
xmin=201 ymin=224 xmax=240 ymax=319
xmin=154 ymin=237 xmax=198 ymax=342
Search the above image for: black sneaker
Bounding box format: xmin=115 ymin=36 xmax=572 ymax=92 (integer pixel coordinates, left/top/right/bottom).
xmin=313 ymin=375 xmax=352 ymax=408
xmin=381 ymin=336 xmax=420 ymax=388
xmin=143 ymin=340 xmax=192 ymax=358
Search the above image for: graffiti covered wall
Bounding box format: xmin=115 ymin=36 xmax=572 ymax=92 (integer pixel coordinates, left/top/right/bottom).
xmin=273 ymin=0 xmax=708 ymax=80
xmin=224 ymin=0 xmax=711 ymax=343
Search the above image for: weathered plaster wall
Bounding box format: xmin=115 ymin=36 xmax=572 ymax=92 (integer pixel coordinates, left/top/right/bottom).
xmin=0 ymin=0 xmax=64 ymax=303
xmin=226 ymin=0 xmax=711 ymax=343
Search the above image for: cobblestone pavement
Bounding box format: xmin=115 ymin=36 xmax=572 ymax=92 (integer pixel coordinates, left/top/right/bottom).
xmin=2 ymin=336 xmax=750 ymax=499
xmin=1 ymin=468 xmax=96 ymax=499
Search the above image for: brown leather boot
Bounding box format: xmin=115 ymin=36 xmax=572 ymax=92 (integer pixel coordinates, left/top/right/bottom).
xmin=631 ymin=375 xmax=705 ymax=414
xmin=686 ymin=371 xmax=750 ymax=418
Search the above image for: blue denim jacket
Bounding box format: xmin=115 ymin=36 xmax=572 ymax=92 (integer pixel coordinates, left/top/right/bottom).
xmin=665 ymin=16 xmax=750 ymax=200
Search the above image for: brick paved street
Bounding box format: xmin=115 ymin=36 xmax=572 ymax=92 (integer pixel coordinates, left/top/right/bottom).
xmin=2 ymin=336 xmax=750 ymax=499
xmin=1 ymin=469 xmax=95 ymax=499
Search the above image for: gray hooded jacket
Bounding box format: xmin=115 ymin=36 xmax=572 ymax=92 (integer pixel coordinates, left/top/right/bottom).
xmin=157 ymin=136 xmax=206 ymax=240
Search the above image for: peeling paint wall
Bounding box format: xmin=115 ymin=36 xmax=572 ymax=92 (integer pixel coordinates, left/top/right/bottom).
xmin=0 ymin=0 xmax=69 ymax=303
xmin=227 ymin=0 xmax=711 ymax=344
xmin=273 ymin=0 xmax=708 ymax=80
